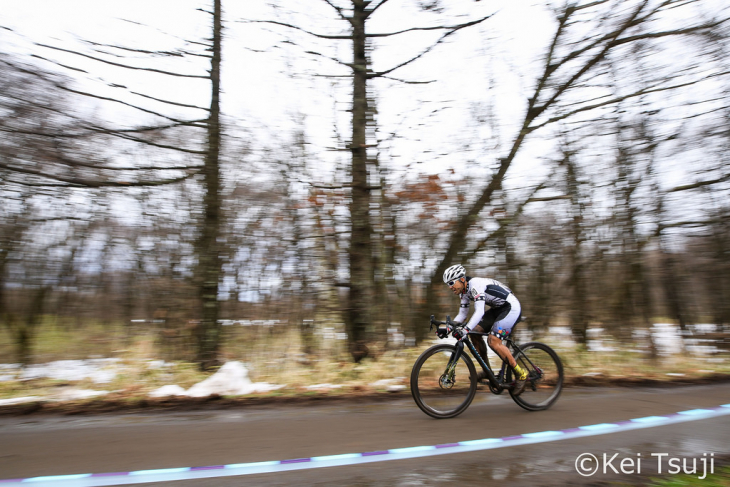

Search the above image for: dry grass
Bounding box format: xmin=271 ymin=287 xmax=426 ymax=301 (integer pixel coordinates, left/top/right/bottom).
xmin=0 ymin=318 xmax=729 ymax=404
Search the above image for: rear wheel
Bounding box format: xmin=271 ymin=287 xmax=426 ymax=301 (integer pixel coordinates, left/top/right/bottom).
xmin=411 ymin=344 xmax=478 ymax=419
xmin=508 ymin=342 xmax=563 ymax=411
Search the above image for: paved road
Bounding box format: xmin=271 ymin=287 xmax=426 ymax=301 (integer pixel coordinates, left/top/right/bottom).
xmin=1 ymin=383 xmax=729 ymax=486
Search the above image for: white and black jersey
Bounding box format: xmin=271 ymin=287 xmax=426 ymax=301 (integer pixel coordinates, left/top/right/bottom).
xmin=454 ymin=277 xmax=516 ymax=332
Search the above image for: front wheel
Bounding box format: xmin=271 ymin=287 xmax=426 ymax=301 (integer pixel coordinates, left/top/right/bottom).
xmin=509 ymin=342 xmax=564 ymax=411
xmin=410 ymin=344 xmax=478 ymax=419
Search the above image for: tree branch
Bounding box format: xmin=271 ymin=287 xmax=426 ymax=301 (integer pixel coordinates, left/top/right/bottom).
xmin=0 ymin=161 xmax=201 ymax=188
xmin=110 ymin=131 xmax=207 ymax=154
xmin=243 ymin=20 xmax=352 ymax=40
xmin=668 ymin=174 xmax=730 ymax=192
xmin=36 ymin=43 xmax=210 ymax=79
xmin=532 ymin=1 xmax=651 ymax=121
xmin=529 ymin=78 xmax=703 ymax=132
xmin=30 ymin=54 xmax=89 ymax=73
xmin=370 ymin=15 xmax=492 ymax=78
xmin=4 ymin=60 xmax=197 ymax=124
xmin=659 ymin=219 xmax=722 ymax=230
xmin=366 ymin=15 xmax=492 ymax=38
xmin=58 ymin=84 xmax=206 ymax=125
xmin=303 ymin=50 xmax=353 ymax=69
xmin=464 ymin=176 xmax=558 ymax=260
xmin=367 ymin=0 xmax=392 ymax=16
xmin=83 ymin=39 xmax=211 ymax=59
xmin=35 ymin=148 xmax=203 ymax=171
xmin=0 ymin=120 xmax=207 ymax=139
xmin=130 ymin=91 xmax=209 ymax=111
xmin=321 ymin=0 xmax=351 ymax=22
xmin=380 ymin=75 xmax=436 ymax=84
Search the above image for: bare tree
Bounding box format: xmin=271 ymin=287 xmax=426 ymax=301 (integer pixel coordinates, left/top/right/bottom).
xmin=422 ymin=0 xmax=729 ymax=335
xmin=3 ymin=1 xmax=228 ymax=369
xmin=250 ymin=0 xmax=492 ymax=360
xmin=193 ymin=0 xmax=224 ymax=369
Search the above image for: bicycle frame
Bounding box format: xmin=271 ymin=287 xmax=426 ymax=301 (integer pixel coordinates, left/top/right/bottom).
xmin=430 ymin=315 xmax=538 ymax=391
xmin=448 ymin=332 xmax=507 ymax=390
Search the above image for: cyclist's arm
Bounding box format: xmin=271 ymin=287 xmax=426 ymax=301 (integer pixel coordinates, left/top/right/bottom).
xmin=454 ymin=295 xmax=469 ymax=324
xmin=464 ymin=300 xmax=485 ymax=331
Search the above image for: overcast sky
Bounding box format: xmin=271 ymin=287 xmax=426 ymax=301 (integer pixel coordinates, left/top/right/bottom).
xmin=1 ymin=0 xmax=559 ymax=190
xmin=3 ymin=0 xmax=726 ymax=230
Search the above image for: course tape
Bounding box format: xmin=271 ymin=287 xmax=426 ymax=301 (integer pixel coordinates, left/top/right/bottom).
xmin=2 ymin=404 xmax=729 ymax=486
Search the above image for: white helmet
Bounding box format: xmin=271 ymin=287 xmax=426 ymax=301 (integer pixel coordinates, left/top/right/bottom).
xmin=443 ymin=264 xmax=466 ymax=284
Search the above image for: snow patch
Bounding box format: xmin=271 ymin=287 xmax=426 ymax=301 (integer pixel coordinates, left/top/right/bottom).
xmin=56 ymin=388 xmax=109 ymax=401
xmin=149 ymin=385 xmax=187 ymax=398
xmin=0 ymin=364 xmax=20 ymax=382
xmin=0 ymin=396 xmax=43 ymax=406
xmin=370 ymin=378 xmax=406 ymax=392
xmin=185 ymin=361 xmax=283 ymax=397
xmin=651 ymin=323 xmax=684 ymax=355
xmin=146 ymin=360 xmax=173 ymax=370
xmin=306 ymin=383 xmax=343 ymax=390
xmin=19 ymin=359 xmax=120 ymax=384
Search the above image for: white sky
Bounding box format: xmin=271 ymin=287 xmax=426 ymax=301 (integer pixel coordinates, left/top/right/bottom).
xmin=1 ymin=0 xmax=557 ymax=188
xmin=2 ymin=0 xmax=727 ymax=239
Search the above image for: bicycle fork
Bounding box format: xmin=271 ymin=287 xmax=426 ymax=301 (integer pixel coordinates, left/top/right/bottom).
xmin=440 ymin=341 xmax=465 ymax=387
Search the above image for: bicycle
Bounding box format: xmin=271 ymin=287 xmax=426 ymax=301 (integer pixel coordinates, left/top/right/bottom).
xmin=410 ymin=315 xmax=564 ymax=419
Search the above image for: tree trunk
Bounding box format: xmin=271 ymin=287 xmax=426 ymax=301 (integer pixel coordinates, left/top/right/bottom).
xmin=564 ymin=152 xmax=588 ymax=345
xmin=658 ymin=239 xmax=687 ymax=331
xmin=345 ymin=0 xmax=375 ymax=362
xmin=195 ymin=0 xmax=224 ymax=370
xmin=14 ymin=286 xmax=49 ymax=365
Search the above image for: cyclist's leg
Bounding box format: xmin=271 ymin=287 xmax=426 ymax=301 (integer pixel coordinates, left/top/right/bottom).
xmin=468 ymin=324 xmax=490 ymax=382
xmin=487 ymin=335 xmax=516 ymax=367
xmin=469 ymin=324 xmax=488 ymax=364
xmin=486 ymin=295 xmax=522 ymax=368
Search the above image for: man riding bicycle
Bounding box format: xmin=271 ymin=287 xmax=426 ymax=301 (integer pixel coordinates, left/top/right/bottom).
xmin=442 ymin=264 xmax=528 ymax=395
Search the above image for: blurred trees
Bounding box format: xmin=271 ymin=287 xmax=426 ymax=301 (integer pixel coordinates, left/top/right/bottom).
xmin=0 ymin=53 xmax=98 ymax=363
xmin=1 ymin=2 xmax=225 ymax=369
xmin=256 ymin=0 xmax=491 ymax=360
xmin=1 ymin=0 xmax=729 ymax=365
xmin=423 ymin=0 xmax=730 ymax=345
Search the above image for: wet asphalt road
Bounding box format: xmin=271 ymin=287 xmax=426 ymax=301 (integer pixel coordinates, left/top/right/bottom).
xmin=1 ymin=383 xmax=729 ymax=486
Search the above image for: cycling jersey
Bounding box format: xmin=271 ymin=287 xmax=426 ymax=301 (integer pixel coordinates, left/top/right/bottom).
xmin=454 ymin=277 xmax=518 ymax=334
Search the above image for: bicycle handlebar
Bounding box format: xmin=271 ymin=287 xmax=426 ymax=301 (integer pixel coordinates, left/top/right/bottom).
xmin=429 ymin=315 xmax=455 ymax=327
xmin=430 ymin=315 xmax=463 ymax=340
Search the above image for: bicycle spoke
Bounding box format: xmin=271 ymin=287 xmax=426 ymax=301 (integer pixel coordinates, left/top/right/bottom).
xmin=411 ymin=344 xmax=477 ymax=418
xmin=509 ymin=342 xmax=563 ymax=411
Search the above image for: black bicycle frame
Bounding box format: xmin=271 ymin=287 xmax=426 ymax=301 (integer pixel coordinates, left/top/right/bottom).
xmin=448 ymin=333 xmax=507 ymax=390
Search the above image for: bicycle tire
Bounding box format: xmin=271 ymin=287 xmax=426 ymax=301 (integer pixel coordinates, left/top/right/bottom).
xmin=508 ymin=341 xmax=564 ymax=411
xmin=410 ymin=343 xmax=478 ymax=419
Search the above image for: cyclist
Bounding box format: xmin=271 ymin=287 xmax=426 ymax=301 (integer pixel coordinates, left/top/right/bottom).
xmin=442 ymin=264 xmax=528 ymax=395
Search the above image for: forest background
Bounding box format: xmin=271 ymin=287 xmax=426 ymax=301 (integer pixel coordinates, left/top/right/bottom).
xmin=1 ymin=0 xmax=729 ymax=380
